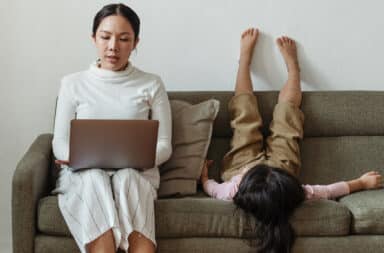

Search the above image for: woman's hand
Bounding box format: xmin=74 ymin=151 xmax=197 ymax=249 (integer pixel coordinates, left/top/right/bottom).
xmin=200 ymin=160 xmax=213 ymax=184
xmin=55 ymin=160 xmax=69 ymax=165
xmin=359 ymin=171 xmax=382 ymax=190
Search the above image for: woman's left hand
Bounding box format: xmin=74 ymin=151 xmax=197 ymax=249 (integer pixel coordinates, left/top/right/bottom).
xmin=55 ymin=160 xmax=69 ymax=165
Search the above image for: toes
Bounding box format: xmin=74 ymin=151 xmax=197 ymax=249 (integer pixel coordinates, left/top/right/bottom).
xmin=276 ymin=37 xmax=283 ymax=47
xmin=242 ymin=28 xmax=259 ymax=39
xmin=254 ymin=28 xmax=259 ymax=37
xmin=280 ymin=36 xmax=296 ymax=47
xmin=242 ymin=28 xmax=251 ymax=38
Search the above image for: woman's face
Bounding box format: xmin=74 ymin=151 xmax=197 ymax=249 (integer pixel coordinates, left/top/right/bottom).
xmin=93 ymin=15 xmax=139 ymax=71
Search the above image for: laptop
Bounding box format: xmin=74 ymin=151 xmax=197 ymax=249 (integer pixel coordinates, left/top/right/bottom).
xmin=68 ymin=119 xmax=159 ymax=171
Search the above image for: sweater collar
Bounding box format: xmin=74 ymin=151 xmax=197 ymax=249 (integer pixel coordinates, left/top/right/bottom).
xmin=88 ymin=61 xmax=135 ymax=83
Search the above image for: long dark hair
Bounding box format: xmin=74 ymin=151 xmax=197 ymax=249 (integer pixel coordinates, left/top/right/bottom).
xmin=233 ymin=164 xmax=305 ymax=253
xmin=92 ymin=3 xmax=140 ymax=41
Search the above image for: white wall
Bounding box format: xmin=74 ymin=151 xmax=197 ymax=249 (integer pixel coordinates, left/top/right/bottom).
xmin=2 ymin=0 xmax=384 ymax=252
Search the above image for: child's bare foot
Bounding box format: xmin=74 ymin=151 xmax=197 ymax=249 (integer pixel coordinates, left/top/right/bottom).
xmin=240 ymin=28 xmax=259 ymax=66
xmin=276 ymin=36 xmax=300 ymax=74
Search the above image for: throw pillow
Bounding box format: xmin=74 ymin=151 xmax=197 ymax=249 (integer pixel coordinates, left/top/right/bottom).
xmin=158 ymin=99 xmax=220 ymax=197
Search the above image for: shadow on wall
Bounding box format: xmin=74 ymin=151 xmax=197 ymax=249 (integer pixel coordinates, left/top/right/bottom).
xmin=248 ymin=32 xmax=330 ymax=90
xmin=251 ymin=32 xmax=283 ymax=90
xmin=298 ymin=42 xmax=332 ymax=90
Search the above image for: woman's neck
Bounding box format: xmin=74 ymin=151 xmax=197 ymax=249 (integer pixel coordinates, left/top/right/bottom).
xmin=97 ymin=61 xmax=129 ymax=72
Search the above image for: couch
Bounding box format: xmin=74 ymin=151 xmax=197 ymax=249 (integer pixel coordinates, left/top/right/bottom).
xmin=12 ymin=91 xmax=384 ymax=253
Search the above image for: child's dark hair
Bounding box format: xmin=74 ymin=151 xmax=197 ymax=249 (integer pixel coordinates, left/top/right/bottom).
xmin=233 ymin=164 xmax=305 ymax=253
xmin=92 ymin=3 xmax=140 ymax=40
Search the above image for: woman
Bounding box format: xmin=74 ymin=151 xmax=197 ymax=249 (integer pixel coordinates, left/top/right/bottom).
xmin=200 ymin=28 xmax=382 ymax=253
xmin=52 ymin=4 xmax=172 ymax=253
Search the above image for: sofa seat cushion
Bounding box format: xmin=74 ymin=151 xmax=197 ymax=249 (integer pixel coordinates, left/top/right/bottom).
xmin=38 ymin=194 xmax=351 ymax=238
xmin=155 ymin=197 xmax=351 ymax=237
xmin=340 ymin=190 xmax=384 ymax=234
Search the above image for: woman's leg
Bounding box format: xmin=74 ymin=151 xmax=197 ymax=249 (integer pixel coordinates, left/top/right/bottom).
xmin=221 ymin=28 xmax=266 ymax=181
xmin=87 ymin=229 xmax=115 ymax=253
xmin=56 ymin=168 xmax=119 ymax=253
xmin=265 ymin=36 xmax=304 ymax=176
xmin=128 ymin=232 xmax=155 ymax=253
xmin=112 ymin=168 xmax=157 ymax=253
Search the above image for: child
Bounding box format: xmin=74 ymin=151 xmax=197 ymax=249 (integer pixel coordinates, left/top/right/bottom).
xmin=201 ymin=160 xmax=382 ymax=201
xmin=201 ymin=28 xmax=383 ymax=253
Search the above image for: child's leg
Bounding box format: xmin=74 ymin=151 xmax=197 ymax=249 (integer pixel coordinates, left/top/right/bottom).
xmin=265 ymin=36 xmax=304 ymax=177
xmin=222 ymin=28 xmax=265 ymax=181
xmin=277 ymin=36 xmax=302 ymax=106
xmin=235 ymin=28 xmax=258 ymax=95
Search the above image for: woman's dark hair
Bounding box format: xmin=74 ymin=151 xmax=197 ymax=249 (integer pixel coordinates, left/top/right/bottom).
xmin=92 ymin=3 xmax=140 ymax=40
xmin=233 ymin=164 xmax=305 ymax=253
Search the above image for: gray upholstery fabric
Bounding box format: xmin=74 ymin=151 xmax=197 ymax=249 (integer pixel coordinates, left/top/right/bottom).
xmin=13 ymin=91 xmax=384 ymax=253
xmin=168 ymin=91 xmax=384 ymax=138
xmin=300 ymin=136 xmax=384 ymax=184
xmin=38 ymin=195 xmax=351 ymax=237
xmin=12 ymin=134 xmax=52 ymax=253
xmin=340 ymin=190 xmax=384 ymax=234
xmin=35 ymin=235 xmax=384 ymax=253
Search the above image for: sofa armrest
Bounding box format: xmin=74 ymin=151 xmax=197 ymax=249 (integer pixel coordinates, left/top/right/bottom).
xmin=12 ymin=134 xmax=53 ymax=253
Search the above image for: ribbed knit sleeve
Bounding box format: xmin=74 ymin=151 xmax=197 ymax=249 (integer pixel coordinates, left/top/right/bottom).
xmin=203 ymin=175 xmax=243 ymax=201
xmin=303 ymin=182 xmax=350 ymax=200
xmin=149 ymin=77 xmax=172 ymax=166
xmin=52 ymin=78 xmax=76 ymax=161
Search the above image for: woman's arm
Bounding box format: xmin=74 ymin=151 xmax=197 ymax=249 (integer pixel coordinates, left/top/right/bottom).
xmin=52 ymin=78 xmax=77 ymax=162
xmin=150 ymin=78 xmax=172 ymax=166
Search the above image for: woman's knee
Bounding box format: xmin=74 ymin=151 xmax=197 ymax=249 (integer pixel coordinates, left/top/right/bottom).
xmin=128 ymin=231 xmax=155 ymax=253
xmin=87 ymin=229 xmax=115 ymax=253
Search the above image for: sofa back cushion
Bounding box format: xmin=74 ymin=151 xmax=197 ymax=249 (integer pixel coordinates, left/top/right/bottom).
xmin=168 ymin=91 xmax=384 ymax=184
xmin=49 ymin=91 xmax=384 ymax=189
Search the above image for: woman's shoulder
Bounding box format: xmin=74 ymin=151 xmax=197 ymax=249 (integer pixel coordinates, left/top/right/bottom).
xmin=132 ymin=66 xmax=163 ymax=84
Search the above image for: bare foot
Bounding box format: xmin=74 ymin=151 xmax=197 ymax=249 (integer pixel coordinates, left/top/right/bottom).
xmin=239 ymin=28 xmax=259 ymax=66
xmin=276 ymin=36 xmax=300 ymax=74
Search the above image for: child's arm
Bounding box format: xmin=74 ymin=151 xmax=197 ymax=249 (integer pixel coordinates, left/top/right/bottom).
xmin=346 ymin=171 xmax=382 ymax=193
xmin=200 ymin=160 xmax=213 ymax=186
xmin=200 ymin=160 xmax=240 ymax=200
xmin=304 ymin=171 xmax=382 ymax=200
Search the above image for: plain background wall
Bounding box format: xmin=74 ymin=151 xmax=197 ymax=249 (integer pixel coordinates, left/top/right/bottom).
xmin=2 ymin=0 xmax=384 ymax=251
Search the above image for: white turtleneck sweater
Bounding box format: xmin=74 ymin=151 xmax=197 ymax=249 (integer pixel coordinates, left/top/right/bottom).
xmin=52 ymin=62 xmax=172 ymax=188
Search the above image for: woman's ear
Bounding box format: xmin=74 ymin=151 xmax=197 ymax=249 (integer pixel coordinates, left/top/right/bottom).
xmin=91 ymin=34 xmax=96 ymax=44
xmin=133 ymin=37 xmax=140 ymax=50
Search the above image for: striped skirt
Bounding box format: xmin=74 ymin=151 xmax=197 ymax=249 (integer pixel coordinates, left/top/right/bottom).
xmin=53 ymin=167 xmax=158 ymax=253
